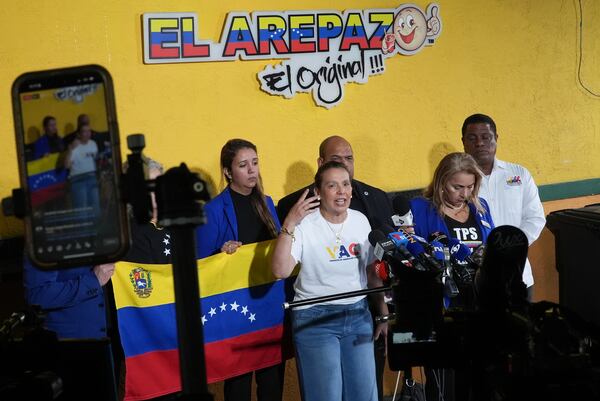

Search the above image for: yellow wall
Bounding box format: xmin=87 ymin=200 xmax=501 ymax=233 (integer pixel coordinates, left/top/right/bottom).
xmin=20 ymin=85 xmax=108 ymax=144
xmin=1 ymin=0 xmax=600 ymax=238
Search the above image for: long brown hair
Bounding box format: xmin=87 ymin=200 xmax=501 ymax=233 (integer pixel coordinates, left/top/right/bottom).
xmin=220 ymin=139 xmax=278 ymax=238
xmin=423 ymin=152 xmax=485 ymax=217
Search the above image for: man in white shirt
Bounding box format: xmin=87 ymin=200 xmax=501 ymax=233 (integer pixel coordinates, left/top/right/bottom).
xmin=461 ymin=113 xmax=546 ymax=299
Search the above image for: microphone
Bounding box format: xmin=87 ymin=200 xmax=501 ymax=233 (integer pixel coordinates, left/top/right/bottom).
xmin=405 ymin=240 xmax=443 ymax=272
xmin=448 ymin=238 xmax=471 ymax=263
xmin=468 ymin=243 xmax=486 ymax=267
xmin=379 ymin=224 xmax=426 ymax=271
xmin=429 ymin=240 xmax=446 ymax=263
xmin=374 ymin=260 xmax=390 ymax=282
xmin=391 ymin=195 xmax=414 ymax=229
xmin=445 ymin=238 xmax=476 ymax=286
xmin=368 ymin=229 xmax=419 ymax=277
xmin=428 ymin=239 xmax=459 ymax=299
xmin=428 ymin=231 xmax=449 ymax=246
xmin=368 ymin=230 xmax=397 ymax=262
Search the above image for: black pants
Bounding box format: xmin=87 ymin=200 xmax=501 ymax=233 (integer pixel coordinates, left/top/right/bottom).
xmin=223 ymin=363 xmax=284 ymax=401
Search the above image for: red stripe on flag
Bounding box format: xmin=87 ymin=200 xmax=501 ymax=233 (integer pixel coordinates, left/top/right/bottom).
xmin=30 ymin=183 xmax=66 ymax=207
xmin=206 ymin=324 xmax=286 ymax=382
xmin=124 ymin=350 xmax=181 ymax=401
xmin=124 ymin=325 xmax=290 ymax=401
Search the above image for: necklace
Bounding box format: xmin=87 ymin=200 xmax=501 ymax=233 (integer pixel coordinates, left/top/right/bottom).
xmin=325 ymin=220 xmax=344 ymax=244
xmin=444 ymin=202 xmax=467 ymax=212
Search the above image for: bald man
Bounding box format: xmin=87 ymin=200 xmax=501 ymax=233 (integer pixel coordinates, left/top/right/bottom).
xmin=277 ymin=135 xmax=393 ymax=401
xmin=278 ymin=136 xmax=393 ymax=229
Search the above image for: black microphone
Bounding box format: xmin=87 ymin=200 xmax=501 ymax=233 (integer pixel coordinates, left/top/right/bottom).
xmin=467 ymin=243 xmax=486 ymax=268
xmin=428 ymin=231 xmax=449 ymax=246
xmin=368 ymin=229 xmax=397 ymax=262
xmin=429 ymin=239 xmax=459 ymax=299
xmin=391 ymin=195 xmax=414 ymax=229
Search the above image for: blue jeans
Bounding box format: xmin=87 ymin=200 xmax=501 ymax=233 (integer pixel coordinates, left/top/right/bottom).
xmin=291 ymin=298 xmax=377 ymax=401
xmin=70 ymin=172 xmax=100 ymax=219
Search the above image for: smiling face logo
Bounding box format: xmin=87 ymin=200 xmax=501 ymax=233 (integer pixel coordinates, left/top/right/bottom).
xmin=382 ymin=4 xmax=441 ymax=56
xmin=394 ymin=7 xmax=427 ymax=52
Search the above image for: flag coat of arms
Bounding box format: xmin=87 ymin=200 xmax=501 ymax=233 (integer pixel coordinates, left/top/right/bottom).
xmin=113 ymin=240 xmax=294 ymax=401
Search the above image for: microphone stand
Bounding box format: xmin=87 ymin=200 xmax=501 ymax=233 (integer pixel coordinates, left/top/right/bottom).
xmin=283 ymin=286 xmax=389 ymax=309
xmin=126 ymin=135 xmax=213 ymax=401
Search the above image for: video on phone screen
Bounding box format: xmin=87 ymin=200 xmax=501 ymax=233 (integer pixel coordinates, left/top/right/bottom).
xmin=19 ymin=74 xmax=121 ymax=262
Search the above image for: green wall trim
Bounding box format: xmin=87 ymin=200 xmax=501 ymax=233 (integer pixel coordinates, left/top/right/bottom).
xmin=538 ymin=178 xmax=600 ymax=202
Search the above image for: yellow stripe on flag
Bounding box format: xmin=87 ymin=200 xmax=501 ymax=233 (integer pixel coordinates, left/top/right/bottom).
xmin=113 ymin=239 xmax=284 ymax=309
xmin=27 ymin=153 xmax=61 ymax=175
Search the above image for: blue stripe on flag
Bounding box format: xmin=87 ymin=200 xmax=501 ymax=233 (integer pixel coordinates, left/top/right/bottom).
xmin=118 ymin=279 xmax=292 ymax=357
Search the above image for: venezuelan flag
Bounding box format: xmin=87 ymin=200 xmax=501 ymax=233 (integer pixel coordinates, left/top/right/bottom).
xmin=113 ymin=240 xmax=294 ymax=401
xmin=26 ymin=153 xmax=68 ymax=207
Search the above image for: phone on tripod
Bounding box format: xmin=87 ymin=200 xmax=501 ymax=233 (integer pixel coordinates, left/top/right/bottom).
xmin=12 ymin=65 xmax=129 ymax=268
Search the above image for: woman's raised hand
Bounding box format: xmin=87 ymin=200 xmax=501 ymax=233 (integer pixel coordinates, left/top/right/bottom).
xmin=284 ymin=188 xmax=320 ymax=229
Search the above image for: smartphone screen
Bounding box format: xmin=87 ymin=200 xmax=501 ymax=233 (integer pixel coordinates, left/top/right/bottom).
xmin=12 ymin=65 xmax=129 ymax=268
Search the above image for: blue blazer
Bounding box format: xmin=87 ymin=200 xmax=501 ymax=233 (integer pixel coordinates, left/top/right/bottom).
xmin=195 ymin=187 xmax=281 ymax=258
xmin=410 ymin=197 xmax=495 ymax=243
xmin=23 ymin=257 xmax=107 ymax=339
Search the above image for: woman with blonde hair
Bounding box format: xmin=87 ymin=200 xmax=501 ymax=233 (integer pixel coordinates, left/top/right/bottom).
xmin=411 ymin=152 xmax=494 ymax=248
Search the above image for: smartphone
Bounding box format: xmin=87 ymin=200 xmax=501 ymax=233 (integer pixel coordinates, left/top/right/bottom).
xmin=12 ymin=65 xmax=129 ymax=268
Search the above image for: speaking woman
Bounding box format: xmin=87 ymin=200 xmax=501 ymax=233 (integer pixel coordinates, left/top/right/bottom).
xmin=195 ymin=139 xmax=283 ymax=401
xmin=410 ymin=152 xmax=495 ymax=401
xmin=272 ymin=161 xmax=387 ymax=401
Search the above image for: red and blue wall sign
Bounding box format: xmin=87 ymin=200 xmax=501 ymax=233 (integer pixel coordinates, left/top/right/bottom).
xmin=142 ymin=3 xmax=442 ymax=108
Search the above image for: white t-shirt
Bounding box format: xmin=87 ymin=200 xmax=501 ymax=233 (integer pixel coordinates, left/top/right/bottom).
xmin=291 ymin=209 xmax=374 ymax=307
xmin=69 ymin=140 xmax=98 ymax=177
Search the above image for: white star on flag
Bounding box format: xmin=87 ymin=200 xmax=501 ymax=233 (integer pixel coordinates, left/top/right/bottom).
xmin=249 ymin=313 xmax=256 ymax=322
xmin=220 ymin=302 xmax=227 ymax=312
xmin=230 ymin=301 xmax=239 ymax=311
xmin=163 ymin=238 xmax=170 ymax=245
xmin=241 ymin=306 xmax=249 ymax=315
xmin=201 ymin=315 xmax=207 ymax=325
xmin=209 ymin=307 xmax=216 ymax=317
xmin=163 ymin=248 xmax=171 ymax=256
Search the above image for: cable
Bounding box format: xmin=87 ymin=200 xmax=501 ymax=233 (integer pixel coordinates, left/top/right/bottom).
xmin=421 ymin=367 xmax=427 ymax=401
xmin=392 ymin=370 xmax=401 ymax=401
xmin=577 ymin=0 xmax=600 ymax=97
xmin=432 ymin=369 xmax=445 ymax=401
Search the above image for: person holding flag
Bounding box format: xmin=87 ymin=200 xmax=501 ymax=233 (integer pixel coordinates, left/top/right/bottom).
xmin=195 ymin=138 xmax=283 ymax=401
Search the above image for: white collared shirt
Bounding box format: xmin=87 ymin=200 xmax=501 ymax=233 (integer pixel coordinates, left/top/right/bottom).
xmin=478 ymin=158 xmax=546 ymax=287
